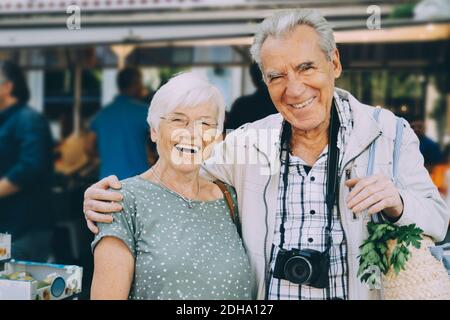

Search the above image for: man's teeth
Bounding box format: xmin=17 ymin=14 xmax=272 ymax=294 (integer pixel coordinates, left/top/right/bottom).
xmin=175 ymin=144 xmax=200 ymax=154
xmin=291 ymin=97 xmax=315 ymax=109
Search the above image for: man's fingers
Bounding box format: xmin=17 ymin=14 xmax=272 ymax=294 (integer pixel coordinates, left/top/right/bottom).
xmin=367 ymin=199 xmax=390 ymax=215
xmin=86 ymin=217 xmax=99 ymax=234
xmin=85 ymin=209 xmax=114 ymax=223
xmin=345 ymin=178 xmax=360 ymax=188
xmin=85 ymin=188 xmax=123 ymax=202
xmin=83 ymin=197 xmax=121 ymax=214
xmin=347 ymin=175 xmax=380 ymax=201
xmin=351 ymin=191 xmax=384 ymax=213
xmin=94 ymin=175 xmax=122 ymax=190
xmin=347 ymin=182 xmax=385 ymax=209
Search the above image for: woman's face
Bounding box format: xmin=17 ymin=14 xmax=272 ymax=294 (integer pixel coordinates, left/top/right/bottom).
xmin=151 ymin=102 xmax=220 ymax=174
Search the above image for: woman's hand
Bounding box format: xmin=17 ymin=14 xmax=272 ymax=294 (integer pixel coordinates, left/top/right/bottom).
xmin=83 ymin=175 xmax=124 ymax=234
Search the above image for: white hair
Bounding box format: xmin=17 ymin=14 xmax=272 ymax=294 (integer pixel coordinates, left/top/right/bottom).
xmin=250 ymin=9 xmax=336 ymax=70
xmin=147 ymin=72 xmax=225 ymax=133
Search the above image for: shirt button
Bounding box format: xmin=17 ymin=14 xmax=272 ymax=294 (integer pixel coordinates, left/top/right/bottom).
xmin=310 ymin=210 xmax=315 ymax=215
xmin=308 ymin=238 xmax=314 ymax=243
xmin=310 ymin=176 xmax=315 ymax=182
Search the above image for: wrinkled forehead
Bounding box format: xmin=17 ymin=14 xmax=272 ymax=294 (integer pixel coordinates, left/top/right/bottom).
xmin=261 ymin=25 xmax=326 ymax=62
xmin=169 ymin=102 xmax=218 ymax=119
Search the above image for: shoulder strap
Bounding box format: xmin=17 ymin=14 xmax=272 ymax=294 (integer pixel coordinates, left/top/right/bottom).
xmin=392 ymin=118 xmax=405 ymax=182
xmin=367 ymin=108 xmax=404 ymax=223
xmin=213 ymin=180 xmax=236 ymax=221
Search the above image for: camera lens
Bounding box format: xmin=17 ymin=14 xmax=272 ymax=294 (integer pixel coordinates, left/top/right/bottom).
xmin=284 ymin=256 xmax=312 ymax=284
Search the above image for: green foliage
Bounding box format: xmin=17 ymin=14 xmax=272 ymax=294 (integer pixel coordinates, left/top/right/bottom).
xmin=358 ymin=221 xmax=423 ymax=285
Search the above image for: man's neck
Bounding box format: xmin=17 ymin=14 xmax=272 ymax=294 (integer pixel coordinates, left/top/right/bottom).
xmin=0 ymin=98 xmax=18 ymax=112
xmin=289 ymin=120 xmax=330 ymax=166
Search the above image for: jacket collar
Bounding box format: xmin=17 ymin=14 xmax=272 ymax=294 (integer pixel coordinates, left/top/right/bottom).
xmin=335 ymin=88 xmax=382 ymax=169
xmin=253 ymin=88 xmax=382 ymax=171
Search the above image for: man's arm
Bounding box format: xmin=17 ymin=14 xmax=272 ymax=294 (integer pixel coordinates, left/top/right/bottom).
xmin=0 ymin=177 xmax=20 ymax=198
xmin=91 ymin=236 xmax=135 ymax=300
xmin=347 ymin=122 xmax=449 ymax=242
xmin=4 ymin=112 xmax=53 ymax=192
xmin=392 ymin=123 xmax=449 ymax=241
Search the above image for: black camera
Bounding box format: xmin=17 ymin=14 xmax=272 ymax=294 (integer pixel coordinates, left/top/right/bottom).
xmin=273 ymin=248 xmax=330 ymax=288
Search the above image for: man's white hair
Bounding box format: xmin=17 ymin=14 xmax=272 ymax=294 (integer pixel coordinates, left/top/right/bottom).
xmin=250 ymin=9 xmax=336 ymax=70
xmin=147 ymin=72 xmax=225 ymax=133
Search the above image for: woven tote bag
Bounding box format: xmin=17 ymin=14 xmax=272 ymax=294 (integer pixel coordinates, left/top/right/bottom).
xmin=366 ymin=108 xmax=450 ymax=300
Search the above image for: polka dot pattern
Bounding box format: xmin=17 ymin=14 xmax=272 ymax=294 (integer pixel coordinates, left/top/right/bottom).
xmin=92 ymin=176 xmax=252 ymax=300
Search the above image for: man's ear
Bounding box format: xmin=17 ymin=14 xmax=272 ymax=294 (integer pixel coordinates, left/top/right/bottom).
xmin=331 ymin=48 xmax=342 ymax=79
xmin=1 ymin=81 xmax=14 ymax=96
xmin=150 ymin=128 xmax=158 ymax=143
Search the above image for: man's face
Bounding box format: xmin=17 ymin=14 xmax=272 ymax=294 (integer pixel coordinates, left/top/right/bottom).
xmin=260 ymin=25 xmax=342 ymax=132
xmin=410 ymin=120 xmax=425 ymax=137
xmin=0 ymin=79 xmax=13 ymax=109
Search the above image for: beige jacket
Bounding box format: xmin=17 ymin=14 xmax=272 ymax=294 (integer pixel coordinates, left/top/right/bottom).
xmin=201 ymin=88 xmax=450 ymax=300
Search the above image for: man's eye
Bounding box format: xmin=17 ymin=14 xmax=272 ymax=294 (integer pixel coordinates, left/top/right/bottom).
xmin=269 ymin=76 xmax=281 ymax=83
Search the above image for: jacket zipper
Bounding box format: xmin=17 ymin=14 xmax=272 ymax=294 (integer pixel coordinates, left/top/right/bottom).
xmin=338 ymin=131 xmax=382 ymax=299
xmin=253 ymin=144 xmax=273 ymax=299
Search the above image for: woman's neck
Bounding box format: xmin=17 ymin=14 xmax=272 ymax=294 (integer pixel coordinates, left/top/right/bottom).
xmin=143 ymin=160 xmax=201 ymax=198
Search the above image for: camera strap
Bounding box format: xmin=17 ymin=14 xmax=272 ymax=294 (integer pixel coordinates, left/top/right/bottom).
xmin=279 ymin=100 xmax=340 ymax=255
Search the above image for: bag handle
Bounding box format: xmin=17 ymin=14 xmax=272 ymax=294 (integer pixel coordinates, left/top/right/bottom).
xmin=213 ymin=180 xmax=236 ymax=221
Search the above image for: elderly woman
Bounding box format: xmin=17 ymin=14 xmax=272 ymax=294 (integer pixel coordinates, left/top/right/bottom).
xmin=90 ymin=72 xmax=252 ymax=300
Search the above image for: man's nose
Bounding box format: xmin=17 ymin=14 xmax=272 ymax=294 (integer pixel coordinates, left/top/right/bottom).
xmin=285 ymin=77 xmax=306 ymax=98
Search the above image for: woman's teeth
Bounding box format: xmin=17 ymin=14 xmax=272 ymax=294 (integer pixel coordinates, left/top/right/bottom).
xmin=174 ymin=144 xmax=200 ymax=154
xmin=291 ymin=97 xmax=315 ymax=109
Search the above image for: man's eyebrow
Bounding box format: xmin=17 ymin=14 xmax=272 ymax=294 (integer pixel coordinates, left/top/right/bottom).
xmin=266 ymin=70 xmax=284 ymax=78
xmin=296 ymin=61 xmax=315 ymax=70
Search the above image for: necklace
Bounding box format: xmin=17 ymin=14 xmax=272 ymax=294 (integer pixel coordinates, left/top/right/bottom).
xmin=150 ymin=166 xmax=200 ymax=209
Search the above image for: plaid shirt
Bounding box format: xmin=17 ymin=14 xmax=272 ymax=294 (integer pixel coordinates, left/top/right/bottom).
xmin=267 ymin=93 xmax=353 ymax=300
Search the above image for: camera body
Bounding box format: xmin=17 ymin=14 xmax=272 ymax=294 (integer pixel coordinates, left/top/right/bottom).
xmin=273 ymin=248 xmax=330 ymax=289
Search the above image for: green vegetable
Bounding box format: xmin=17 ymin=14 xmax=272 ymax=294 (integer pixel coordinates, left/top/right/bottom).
xmin=358 ymin=221 xmax=423 ymax=286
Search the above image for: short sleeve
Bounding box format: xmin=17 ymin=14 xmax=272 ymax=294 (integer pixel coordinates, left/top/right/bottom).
xmin=91 ymin=187 xmax=137 ymax=257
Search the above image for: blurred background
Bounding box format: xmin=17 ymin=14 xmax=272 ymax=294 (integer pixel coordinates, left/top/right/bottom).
xmin=0 ymin=0 xmax=449 ymax=299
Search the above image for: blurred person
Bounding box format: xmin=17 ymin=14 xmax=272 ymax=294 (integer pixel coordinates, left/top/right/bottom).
xmin=90 ymin=72 xmax=251 ymax=299
xmin=85 ymin=67 xmax=151 ymax=180
xmin=83 ymin=10 xmax=449 ymax=300
xmin=410 ymin=118 xmax=444 ymax=170
xmin=0 ymin=61 xmax=54 ymax=262
xmin=225 ymin=62 xmax=277 ymax=130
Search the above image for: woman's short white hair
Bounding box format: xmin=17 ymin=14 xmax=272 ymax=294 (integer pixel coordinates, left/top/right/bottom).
xmin=250 ymin=9 xmax=336 ymax=70
xmin=147 ymin=72 xmax=225 ymax=133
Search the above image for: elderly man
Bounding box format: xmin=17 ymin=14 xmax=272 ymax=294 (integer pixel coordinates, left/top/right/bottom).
xmin=82 ymin=9 xmax=449 ymax=300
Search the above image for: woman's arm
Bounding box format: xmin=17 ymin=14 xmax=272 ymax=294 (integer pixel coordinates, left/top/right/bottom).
xmin=91 ymin=236 xmax=135 ymax=300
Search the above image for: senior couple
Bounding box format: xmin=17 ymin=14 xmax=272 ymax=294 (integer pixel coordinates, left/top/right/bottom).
xmin=85 ymin=9 xmax=449 ymax=300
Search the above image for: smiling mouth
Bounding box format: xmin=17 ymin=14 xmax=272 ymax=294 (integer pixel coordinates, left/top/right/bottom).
xmin=174 ymin=143 xmax=200 ymax=154
xmin=289 ymin=96 xmax=316 ymax=109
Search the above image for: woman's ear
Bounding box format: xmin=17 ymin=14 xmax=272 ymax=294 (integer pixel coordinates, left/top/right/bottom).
xmin=150 ymin=128 xmax=158 ymax=143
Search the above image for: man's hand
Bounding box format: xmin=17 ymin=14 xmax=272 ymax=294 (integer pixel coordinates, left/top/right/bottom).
xmin=83 ymin=175 xmax=124 ymax=234
xmin=346 ymin=174 xmax=404 ymax=220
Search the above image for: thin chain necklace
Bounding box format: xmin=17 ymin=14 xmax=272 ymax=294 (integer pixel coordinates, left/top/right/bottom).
xmin=150 ymin=166 xmax=200 ymax=209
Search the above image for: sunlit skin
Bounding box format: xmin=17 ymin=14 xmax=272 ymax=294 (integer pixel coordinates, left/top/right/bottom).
xmin=260 ymin=25 xmax=403 ymax=219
